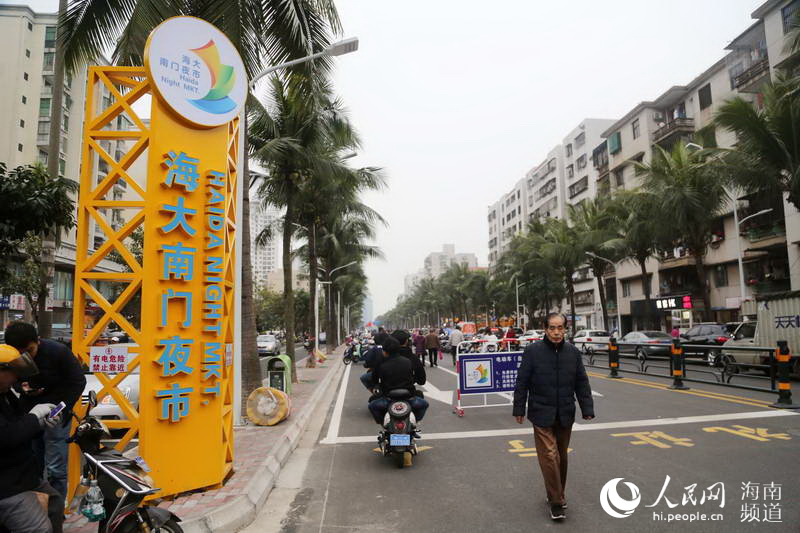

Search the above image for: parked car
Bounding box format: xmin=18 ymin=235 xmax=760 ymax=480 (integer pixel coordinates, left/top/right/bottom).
xmin=716 ymin=321 xmax=767 ymax=373
xmin=257 ymin=334 xmax=281 ymax=356
xmin=51 ymin=323 xmax=72 ymax=347
xmin=572 ymin=329 xmax=610 ymax=353
xmin=680 ymin=323 xmax=731 ymax=357
xmin=519 ymin=330 xmax=544 ymax=347
xmin=619 ymin=330 xmax=673 ymax=359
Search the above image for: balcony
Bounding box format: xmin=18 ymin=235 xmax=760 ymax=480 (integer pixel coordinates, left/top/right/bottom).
xmin=751 ymin=278 xmax=791 ymax=295
xmin=734 ymin=59 xmax=770 ymax=93
xmin=652 ymin=118 xmax=695 ymax=146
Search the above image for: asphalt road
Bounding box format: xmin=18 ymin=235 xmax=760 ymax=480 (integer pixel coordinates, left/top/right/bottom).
xmin=247 ymin=354 xmax=800 ymax=533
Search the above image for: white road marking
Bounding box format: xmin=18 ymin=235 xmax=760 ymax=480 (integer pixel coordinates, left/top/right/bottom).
xmin=320 ymin=409 xmax=798 ymax=444
xmin=420 ymin=380 xmax=454 ymax=405
xmin=320 ymin=362 xmax=351 ymax=445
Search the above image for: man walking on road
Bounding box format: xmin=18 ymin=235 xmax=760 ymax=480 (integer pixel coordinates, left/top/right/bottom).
xmin=424 ymin=328 xmax=440 ymax=367
xmin=512 ymin=313 xmax=594 ymax=521
xmin=448 ymin=325 xmax=464 ymax=366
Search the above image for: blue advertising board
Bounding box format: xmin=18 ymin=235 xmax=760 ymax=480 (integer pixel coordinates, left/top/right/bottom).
xmin=457 ymin=352 xmax=524 ymax=395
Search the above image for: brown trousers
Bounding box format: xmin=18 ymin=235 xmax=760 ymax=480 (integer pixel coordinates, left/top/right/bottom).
xmin=533 ymin=420 xmax=573 ymax=506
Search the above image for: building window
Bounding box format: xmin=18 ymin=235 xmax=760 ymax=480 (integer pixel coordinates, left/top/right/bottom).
xmin=44 ymin=26 xmax=56 ymax=48
xmin=39 ymin=98 xmax=51 ymax=117
xmin=575 ymin=132 xmax=585 ymax=148
xmin=23 ymin=72 xmax=28 ymax=81
xmin=565 ymin=143 xmax=573 ymax=157
xmin=25 ymin=49 xmax=30 ymax=58
xmin=18 ymin=143 xmax=23 ymax=152
xmin=576 ymin=154 xmax=587 ymax=169
xmin=698 ymin=83 xmax=712 ymax=110
xmin=622 ymin=280 xmax=631 ymax=298
xmin=59 ymin=158 xmax=65 ymax=175
xmin=19 ymin=119 xmax=25 ymax=128
xmin=43 ymin=52 xmax=55 ymax=70
xmin=38 ymin=150 xmax=47 ymax=164
xmin=632 ymin=118 xmax=640 ymax=139
xmin=783 ymin=0 xmax=800 ymax=33
xmin=608 ymin=131 xmax=622 ymax=154
xmin=568 ymin=176 xmax=589 ymax=198
xmin=21 ymin=95 xmax=27 ymax=104
xmin=27 ymin=21 xmax=33 ymax=31
xmin=714 ymin=265 xmax=728 ymax=287
xmin=613 ymin=168 xmax=625 ymax=188
xmin=566 ymin=164 xmax=574 ymax=178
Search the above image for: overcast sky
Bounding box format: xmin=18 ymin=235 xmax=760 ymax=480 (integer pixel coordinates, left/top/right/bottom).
xmin=12 ymin=0 xmax=764 ymax=319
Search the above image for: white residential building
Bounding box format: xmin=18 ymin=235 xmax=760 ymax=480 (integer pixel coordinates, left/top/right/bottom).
xmin=248 ymin=198 xmax=282 ymax=289
xmin=423 ymin=244 xmax=478 ymax=279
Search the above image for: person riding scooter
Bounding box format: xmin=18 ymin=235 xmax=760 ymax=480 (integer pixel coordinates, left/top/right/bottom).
xmin=368 ymin=335 xmax=429 ymax=426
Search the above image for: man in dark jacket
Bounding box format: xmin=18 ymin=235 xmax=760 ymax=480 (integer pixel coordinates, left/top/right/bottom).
xmin=368 ymin=335 xmax=429 ymax=424
xmin=0 ymin=344 xmax=64 ymax=533
xmin=512 ymin=313 xmax=594 ymax=521
xmin=5 ymin=322 xmax=86 ymax=499
xmin=360 ymin=332 xmax=390 ymax=391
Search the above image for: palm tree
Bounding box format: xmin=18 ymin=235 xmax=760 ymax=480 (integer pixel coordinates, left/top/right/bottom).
xmin=715 ymin=75 xmax=800 ymax=210
xmin=539 ymin=218 xmax=583 ymax=336
xmin=59 ymin=0 xmax=342 ymax=409
xmin=568 ymin=197 xmax=618 ymax=331
xmin=605 ymin=190 xmax=661 ymax=330
xmin=636 ymin=142 xmax=728 ymax=321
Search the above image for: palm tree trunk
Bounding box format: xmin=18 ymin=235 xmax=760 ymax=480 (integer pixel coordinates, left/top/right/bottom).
xmin=567 ymin=276 xmax=576 ymax=337
xmin=593 ymin=265 xmax=610 ymax=330
xmin=39 ymin=0 xmax=68 ymax=337
xmin=693 ymin=252 xmax=712 ymax=322
xmin=240 ymin=151 xmax=263 ymax=412
xmin=305 ymin=222 xmax=317 ymax=367
xmin=638 ymin=258 xmax=654 ymax=329
xmin=283 ymin=191 xmax=298 ymax=382
xmin=325 ymin=278 xmax=334 ymax=354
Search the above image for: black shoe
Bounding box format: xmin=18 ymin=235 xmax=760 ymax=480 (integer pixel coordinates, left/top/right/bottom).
xmin=550 ymin=504 xmax=565 ymax=520
xmin=547 ymin=499 xmax=567 ymax=509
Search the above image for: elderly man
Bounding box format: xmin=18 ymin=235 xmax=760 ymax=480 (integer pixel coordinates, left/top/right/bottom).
xmin=512 ymin=313 xmax=594 ymax=521
xmin=0 ymin=344 xmax=64 ymax=533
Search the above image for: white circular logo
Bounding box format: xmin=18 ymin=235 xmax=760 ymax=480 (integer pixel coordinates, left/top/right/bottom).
xmin=600 ymin=478 xmax=641 ymax=518
xmin=145 ymin=16 xmax=247 ymax=127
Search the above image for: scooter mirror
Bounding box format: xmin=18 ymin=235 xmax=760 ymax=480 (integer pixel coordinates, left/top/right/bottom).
xmin=87 ymin=390 xmax=98 ymax=408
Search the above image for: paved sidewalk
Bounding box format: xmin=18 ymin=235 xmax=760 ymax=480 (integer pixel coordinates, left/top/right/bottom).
xmin=64 ymin=346 xmax=346 ymax=533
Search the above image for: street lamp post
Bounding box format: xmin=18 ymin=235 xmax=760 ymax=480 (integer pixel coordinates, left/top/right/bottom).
xmin=250 ymin=37 xmax=359 ymax=89
xmin=319 ymin=261 xmax=357 ymax=350
xmin=586 ymin=251 xmax=622 ymax=334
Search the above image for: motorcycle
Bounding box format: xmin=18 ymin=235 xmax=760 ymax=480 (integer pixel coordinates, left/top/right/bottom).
xmin=342 ymin=340 xmax=364 ymax=365
xmin=376 ymin=389 xmax=419 ymax=469
xmin=69 ymin=390 xmax=183 ymax=532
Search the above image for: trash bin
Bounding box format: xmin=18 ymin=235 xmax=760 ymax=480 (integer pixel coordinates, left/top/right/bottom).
xmin=265 ymin=355 xmax=292 ymax=394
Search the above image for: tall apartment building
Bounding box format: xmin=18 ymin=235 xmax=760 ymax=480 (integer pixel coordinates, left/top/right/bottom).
xmin=486 ymin=0 xmax=799 ymax=333
xmin=248 ymin=197 xmax=282 ymax=289
xmin=593 ymin=0 xmax=800 ymax=333
xmin=0 ymin=5 xmax=134 ymax=326
xmin=423 ymin=244 xmax=478 ymax=279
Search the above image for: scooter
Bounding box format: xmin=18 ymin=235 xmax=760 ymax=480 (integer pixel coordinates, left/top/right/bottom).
xmin=342 ymin=340 xmax=364 ymax=365
xmin=69 ymin=390 xmax=183 ymax=532
xmin=376 ymin=389 xmax=418 ymax=469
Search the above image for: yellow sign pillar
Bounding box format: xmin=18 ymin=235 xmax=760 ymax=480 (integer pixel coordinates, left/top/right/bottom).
xmin=137 ymin=94 xmax=237 ymax=495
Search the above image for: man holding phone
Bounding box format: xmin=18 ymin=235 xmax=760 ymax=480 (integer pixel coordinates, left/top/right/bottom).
xmin=0 ymin=344 xmax=64 ymax=532
xmin=4 ymin=322 xmax=86 ymax=499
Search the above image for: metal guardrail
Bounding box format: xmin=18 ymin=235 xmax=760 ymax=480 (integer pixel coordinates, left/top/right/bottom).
xmin=583 ymin=338 xmax=799 ymax=408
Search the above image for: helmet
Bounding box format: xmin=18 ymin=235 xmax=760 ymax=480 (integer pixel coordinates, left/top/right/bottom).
xmin=0 ymin=344 xmax=39 ymax=379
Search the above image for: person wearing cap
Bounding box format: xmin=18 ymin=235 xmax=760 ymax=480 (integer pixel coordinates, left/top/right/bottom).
xmin=4 ymin=321 xmax=86 ymax=499
xmin=0 ymin=344 xmax=65 ymax=533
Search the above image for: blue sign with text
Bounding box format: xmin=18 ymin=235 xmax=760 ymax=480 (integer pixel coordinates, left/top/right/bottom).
xmin=458 ymin=352 xmax=524 ymax=395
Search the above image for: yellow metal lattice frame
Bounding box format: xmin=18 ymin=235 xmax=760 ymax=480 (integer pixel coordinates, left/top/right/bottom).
xmin=68 ymin=65 xmax=237 ymax=499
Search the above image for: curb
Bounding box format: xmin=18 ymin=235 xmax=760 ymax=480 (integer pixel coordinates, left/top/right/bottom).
xmin=180 ymin=351 xmax=347 ymax=533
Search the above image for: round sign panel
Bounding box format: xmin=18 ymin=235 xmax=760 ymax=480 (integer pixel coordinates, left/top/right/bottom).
xmin=144 ymin=16 xmax=247 ymax=128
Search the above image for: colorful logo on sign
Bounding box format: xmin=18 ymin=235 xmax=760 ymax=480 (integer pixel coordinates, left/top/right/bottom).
xmin=189 ymin=40 xmax=237 ymax=114
xmin=474 ymin=363 xmax=489 ymax=384
xmin=145 ymin=16 xmax=247 ymax=127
